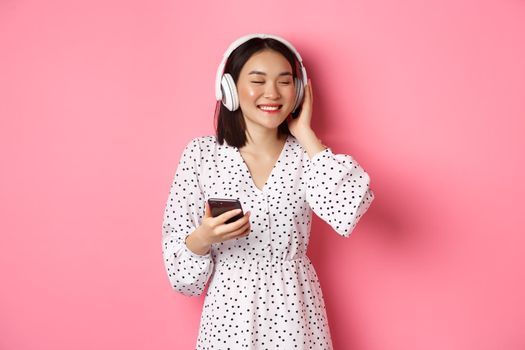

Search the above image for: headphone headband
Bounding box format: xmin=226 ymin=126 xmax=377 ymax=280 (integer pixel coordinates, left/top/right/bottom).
xmin=215 ymin=33 xmax=308 ymax=101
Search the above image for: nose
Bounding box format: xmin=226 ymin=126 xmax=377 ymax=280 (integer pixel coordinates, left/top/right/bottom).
xmin=264 ymin=82 xmax=281 ymax=99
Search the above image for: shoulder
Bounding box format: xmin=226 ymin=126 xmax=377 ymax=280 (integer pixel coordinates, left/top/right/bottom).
xmin=185 ymin=135 xmax=216 ymax=148
xmin=181 ymin=135 xmax=222 ymax=158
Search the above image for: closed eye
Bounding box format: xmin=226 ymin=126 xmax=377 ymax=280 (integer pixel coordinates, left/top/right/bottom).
xmin=250 ymin=81 xmax=291 ymax=85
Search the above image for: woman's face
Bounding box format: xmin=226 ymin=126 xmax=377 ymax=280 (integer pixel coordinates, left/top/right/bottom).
xmin=236 ymin=49 xmax=296 ymax=132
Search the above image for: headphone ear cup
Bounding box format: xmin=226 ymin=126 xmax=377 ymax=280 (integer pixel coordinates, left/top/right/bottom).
xmin=292 ymin=77 xmax=304 ymax=113
xmin=220 ymin=73 xmax=239 ymax=111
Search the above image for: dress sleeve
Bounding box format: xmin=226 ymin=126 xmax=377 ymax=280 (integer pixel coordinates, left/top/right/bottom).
xmin=161 ymin=138 xmax=213 ymax=296
xmin=305 ymin=147 xmax=375 ymax=237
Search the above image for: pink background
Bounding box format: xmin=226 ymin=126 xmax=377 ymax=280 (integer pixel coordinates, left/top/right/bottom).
xmin=1 ymin=0 xmax=524 ymax=349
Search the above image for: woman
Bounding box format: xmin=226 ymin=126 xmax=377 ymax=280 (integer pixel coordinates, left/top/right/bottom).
xmin=162 ymin=33 xmax=375 ymax=349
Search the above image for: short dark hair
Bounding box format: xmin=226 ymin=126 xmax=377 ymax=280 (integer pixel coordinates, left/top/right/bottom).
xmin=215 ymin=38 xmax=302 ymax=148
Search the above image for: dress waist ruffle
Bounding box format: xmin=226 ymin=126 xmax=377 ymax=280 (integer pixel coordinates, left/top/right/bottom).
xmin=213 ymin=254 xmax=309 ymax=269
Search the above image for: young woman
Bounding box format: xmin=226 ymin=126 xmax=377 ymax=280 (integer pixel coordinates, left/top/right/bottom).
xmin=162 ymin=33 xmax=375 ymax=349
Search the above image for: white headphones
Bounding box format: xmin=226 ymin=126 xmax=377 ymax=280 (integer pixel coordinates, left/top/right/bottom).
xmin=215 ymin=33 xmax=308 ymax=113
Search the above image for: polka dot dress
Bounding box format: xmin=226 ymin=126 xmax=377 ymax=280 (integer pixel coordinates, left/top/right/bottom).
xmin=162 ymin=134 xmax=374 ymax=349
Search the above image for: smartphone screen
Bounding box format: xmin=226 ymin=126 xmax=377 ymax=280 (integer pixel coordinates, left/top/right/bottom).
xmin=207 ymin=198 xmax=244 ymax=224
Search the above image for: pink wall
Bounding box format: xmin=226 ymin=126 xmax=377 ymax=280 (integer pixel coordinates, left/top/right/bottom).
xmin=1 ymin=0 xmax=524 ymax=349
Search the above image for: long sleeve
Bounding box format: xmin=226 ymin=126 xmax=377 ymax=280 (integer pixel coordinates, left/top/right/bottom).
xmin=305 ymin=147 xmax=375 ymax=237
xmin=161 ymin=138 xmax=213 ymax=296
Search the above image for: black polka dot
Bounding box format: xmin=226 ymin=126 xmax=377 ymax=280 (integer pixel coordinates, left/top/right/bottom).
xmin=161 ymin=135 xmax=374 ymax=348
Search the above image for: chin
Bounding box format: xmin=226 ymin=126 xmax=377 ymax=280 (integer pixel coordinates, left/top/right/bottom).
xmin=244 ymin=114 xmax=283 ymax=127
xmin=260 ymin=117 xmax=288 ymax=128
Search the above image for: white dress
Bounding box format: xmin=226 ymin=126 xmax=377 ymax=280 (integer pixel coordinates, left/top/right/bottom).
xmin=162 ymin=134 xmax=374 ymax=349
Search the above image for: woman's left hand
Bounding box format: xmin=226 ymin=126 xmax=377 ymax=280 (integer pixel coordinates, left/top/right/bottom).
xmin=287 ymin=78 xmax=314 ymax=138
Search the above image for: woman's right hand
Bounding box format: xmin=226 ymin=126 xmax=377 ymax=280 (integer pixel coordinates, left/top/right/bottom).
xmin=185 ymin=202 xmax=251 ymax=255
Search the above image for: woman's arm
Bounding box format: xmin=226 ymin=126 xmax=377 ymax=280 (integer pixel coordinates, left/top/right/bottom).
xmin=294 ymin=128 xmax=327 ymax=159
xmin=304 ymin=144 xmax=375 ymax=237
xmin=161 ymin=138 xmax=214 ymax=297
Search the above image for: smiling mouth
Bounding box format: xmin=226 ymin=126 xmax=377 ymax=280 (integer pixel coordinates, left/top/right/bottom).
xmin=257 ymin=104 xmax=283 ymax=111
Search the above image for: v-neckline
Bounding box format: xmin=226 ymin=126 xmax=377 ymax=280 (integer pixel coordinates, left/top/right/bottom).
xmin=235 ymin=135 xmax=289 ymax=194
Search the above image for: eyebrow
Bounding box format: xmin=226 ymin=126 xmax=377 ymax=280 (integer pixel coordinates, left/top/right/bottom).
xmin=248 ymin=70 xmax=293 ymax=77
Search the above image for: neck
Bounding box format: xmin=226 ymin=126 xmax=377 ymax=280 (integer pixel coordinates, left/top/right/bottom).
xmin=241 ymin=126 xmax=286 ymax=155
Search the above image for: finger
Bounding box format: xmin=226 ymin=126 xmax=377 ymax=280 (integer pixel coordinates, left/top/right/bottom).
xmin=307 ymin=80 xmax=312 ymax=101
xmin=309 ymin=79 xmax=313 ymax=103
xmin=238 ymin=223 xmax=251 ymax=237
xmin=303 ymin=81 xmax=311 ymax=106
xmin=204 ymin=201 xmax=212 ymax=218
xmin=231 ymin=222 xmax=251 ymax=238
xmin=225 ymin=222 xmax=251 ymax=240
xmin=215 ymin=208 xmax=244 ymax=225
xmin=220 ymin=211 xmax=251 ymax=231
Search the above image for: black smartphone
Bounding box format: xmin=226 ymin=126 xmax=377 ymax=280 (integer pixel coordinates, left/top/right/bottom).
xmin=207 ymin=198 xmax=244 ymax=224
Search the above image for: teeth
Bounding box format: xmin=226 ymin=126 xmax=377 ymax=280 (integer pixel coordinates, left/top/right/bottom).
xmin=259 ymin=105 xmax=280 ymax=111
